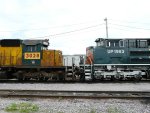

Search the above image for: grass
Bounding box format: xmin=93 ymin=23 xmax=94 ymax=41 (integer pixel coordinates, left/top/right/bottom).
xmin=107 ymin=106 xmax=125 ymax=113
xmin=5 ymin=102 xmax=39 ymax=113
xmin=5 ymin=103 xmax=127 ymax=113
xmin=89 ymin=109 xmax=96 ymax=113
xmin=78 ymin=109 xmax=96 ymax=113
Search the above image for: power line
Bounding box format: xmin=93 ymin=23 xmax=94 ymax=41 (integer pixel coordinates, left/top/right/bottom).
xmin=110 ymin=27 xmax=134 ymax=32
xmin=1 ymin=18 xmax=150 ymax=32
xmin=109 ymin=19 xmax=150 ymax=25
xmin=110 ymin=23 xmax=150 ymax=31
xmin=0 ymin=19 xmax=104 ymax=33
xmin=32 ymin=23 xmax=105 ymax=39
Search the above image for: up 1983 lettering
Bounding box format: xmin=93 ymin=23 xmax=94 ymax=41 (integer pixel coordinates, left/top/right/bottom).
xmin=107 ymin=49 xmax=124 ymax=54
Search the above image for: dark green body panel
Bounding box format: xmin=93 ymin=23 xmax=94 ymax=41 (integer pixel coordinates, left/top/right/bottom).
xmin=93 ymin=39 xmax=150 ymax=64
xmin=22 ymin=44 xmax=42 ymax=66
xmin=94 ymin=47 xmax=128 ymax=64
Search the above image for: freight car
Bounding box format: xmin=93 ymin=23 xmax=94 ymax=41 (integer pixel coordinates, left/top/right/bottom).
xmin=83 ymin=38 xmax=150 ymax=81
xmin=0 ymin=39 xmax=65 ymax=81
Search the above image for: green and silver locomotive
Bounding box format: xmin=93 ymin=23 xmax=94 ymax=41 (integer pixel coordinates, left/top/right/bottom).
xmin=84 ymin=38 xmax=150 ymax=81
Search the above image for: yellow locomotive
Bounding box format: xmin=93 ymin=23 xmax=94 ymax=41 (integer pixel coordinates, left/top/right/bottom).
xmin=0 ymin=39 xmax=65 ymax=80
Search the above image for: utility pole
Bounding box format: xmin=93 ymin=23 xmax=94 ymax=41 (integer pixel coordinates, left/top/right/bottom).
xmin=104 ymin=17 xmax=108 ymax=38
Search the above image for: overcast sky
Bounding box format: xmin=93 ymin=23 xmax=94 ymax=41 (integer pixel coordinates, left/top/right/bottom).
xmin=0 ymin=0 xmax=150 ymax=54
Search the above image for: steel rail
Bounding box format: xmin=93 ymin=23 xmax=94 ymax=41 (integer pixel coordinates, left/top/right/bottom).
xmin=0 ymin=79 xmax=149 ymax=83
xmin=0 ymin=89 xmax=150 ymax=99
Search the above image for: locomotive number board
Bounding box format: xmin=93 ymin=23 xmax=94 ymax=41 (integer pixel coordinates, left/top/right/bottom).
xmin=24 ymin=52 xmax=40 ymax=59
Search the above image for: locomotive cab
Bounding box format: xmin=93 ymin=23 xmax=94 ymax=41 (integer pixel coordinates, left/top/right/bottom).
xmin=22 ymin=39 xmax=49 ymax=66
xmin=94 ymin=38 xmax=126 ymax=64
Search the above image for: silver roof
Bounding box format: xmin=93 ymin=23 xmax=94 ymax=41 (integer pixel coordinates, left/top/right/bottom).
xmin=22 ymin=39 xmax=49 ymax=46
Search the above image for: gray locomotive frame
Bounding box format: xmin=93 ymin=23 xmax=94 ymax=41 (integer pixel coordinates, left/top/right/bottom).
xmin=82 ymin=38 xmax=150 ymax=81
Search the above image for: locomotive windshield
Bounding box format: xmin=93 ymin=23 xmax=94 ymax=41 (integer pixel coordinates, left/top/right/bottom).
xmin=95 ymin=38 xmax=104 ymax=47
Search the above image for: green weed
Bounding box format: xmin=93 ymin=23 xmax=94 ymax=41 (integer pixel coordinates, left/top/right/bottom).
xmin=5 ymin=102 xmax=39 ymax=113
xmin=107 ymin=106 xmax=125 ymax=113
xmin=89 ymin=109 xmax=96 ymax=113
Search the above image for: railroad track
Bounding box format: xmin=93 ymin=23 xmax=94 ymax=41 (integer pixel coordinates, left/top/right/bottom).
xmin=0 ymin=89 xmax=150 ymax=99
xmin=0 ymin=79 xmax=150 ymax=84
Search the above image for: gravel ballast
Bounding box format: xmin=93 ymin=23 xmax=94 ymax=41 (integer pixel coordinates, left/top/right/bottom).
xmin=0 ymin=83 xmax=149 ymax=113
xmin=0 ymin=83 xmax=149 ymax=91
xmin=0 ymin=98 xmax=150 ymax=113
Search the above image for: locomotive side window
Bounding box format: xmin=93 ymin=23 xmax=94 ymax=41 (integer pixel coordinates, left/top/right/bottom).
xmin=31 ymin=46 xmax=37 ymax=51
xmin=129 ymin=40 xmax=136 ymax=48
xmin=27 ymin=46 xmax=30 ymax=51
xmin=26 ymin=45 xmax=37 ymax=52
xmin=106 ymin=40 xmax=120 ymax=47
xmin=31 ymin=46 xmax=33 ymax=51
xmin=33 ymin=46 xmax=37 ymax=51
xmin=110 ymin=42 xmax=115 ymax=47
xmin=119 ymin=40 xmax=124 ymax=47
xmin=106 ymin=41 xmax=110 ymax=47
xmin=138 ymin=40 xmax=147 ymax=48
xmin=41 ymin=46 xmax=48 ymax=50
xmin=113 ymin=42 xmax=116 ymax=47
xmin=115 ymin=42 xmax=119 ymax=47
